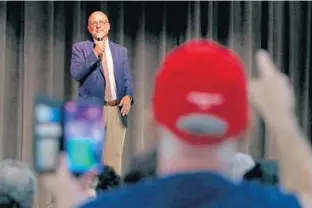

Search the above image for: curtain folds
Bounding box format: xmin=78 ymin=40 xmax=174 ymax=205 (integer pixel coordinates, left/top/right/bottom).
xmin=0 ymin=1 xmax=311 ymax=206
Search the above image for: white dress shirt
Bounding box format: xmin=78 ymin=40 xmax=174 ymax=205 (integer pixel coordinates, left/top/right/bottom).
xmin=104 ymin=39 xmax=117 ymax=101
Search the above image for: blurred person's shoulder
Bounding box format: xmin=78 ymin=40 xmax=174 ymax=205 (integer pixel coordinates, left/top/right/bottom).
xmin=79 ymin=172 xmax=301 ymax=208
xmin=79 ymin=176 xmax=164 ymax=208
xmin=235 ymin=181 xmax=301 ymax=207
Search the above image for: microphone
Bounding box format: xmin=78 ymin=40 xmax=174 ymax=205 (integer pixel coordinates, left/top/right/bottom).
xmin=97 ymin=34 xmax=104 ymax=42
xmin=96 ymin=34 xmax=105 ymax=58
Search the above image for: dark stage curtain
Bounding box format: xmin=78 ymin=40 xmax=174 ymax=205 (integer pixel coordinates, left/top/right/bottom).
xmin=0 ymin=1 xmax=311 ymax=207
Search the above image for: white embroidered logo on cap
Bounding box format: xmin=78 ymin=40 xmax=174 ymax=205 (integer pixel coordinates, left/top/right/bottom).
xmin=187 ymin=92 xmax=224 ymax=110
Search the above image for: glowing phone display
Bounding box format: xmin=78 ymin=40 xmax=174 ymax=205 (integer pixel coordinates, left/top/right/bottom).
xmin=64 ymin=101 xmax=105 ymax=175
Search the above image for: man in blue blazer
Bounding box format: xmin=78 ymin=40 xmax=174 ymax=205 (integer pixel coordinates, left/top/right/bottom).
xmin=70 ymin=11 xmax=134 ymax=174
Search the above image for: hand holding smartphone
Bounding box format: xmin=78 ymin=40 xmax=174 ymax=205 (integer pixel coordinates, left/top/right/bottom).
xmin=33 ymin=96 xmax=105 ymax=177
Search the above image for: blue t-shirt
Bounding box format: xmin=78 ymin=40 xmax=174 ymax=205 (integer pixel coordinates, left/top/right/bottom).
xmin=80 ymin=172 xmax=301 ymax=208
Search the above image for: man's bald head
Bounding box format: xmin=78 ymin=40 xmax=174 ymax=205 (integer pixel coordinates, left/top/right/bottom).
xmin=88 ymin=11 xmax=110 ymax=40
xmin=88 ymin=11 xmax=108 ymax=24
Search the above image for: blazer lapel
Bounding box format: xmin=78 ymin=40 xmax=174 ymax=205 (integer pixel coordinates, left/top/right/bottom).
xmin=88 ymin=39 xmax=104 ymax=78
xmin=109 ymin=41 xmax=120 ymax=83
xmin=98 ymin=60 xmax=105 ymax=78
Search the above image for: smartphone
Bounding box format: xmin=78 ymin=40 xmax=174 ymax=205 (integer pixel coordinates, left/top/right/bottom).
xmin=63 ymin=101 xmax=105 ymax=176
xmin=33 ymin=96 xmax=63 ymax=173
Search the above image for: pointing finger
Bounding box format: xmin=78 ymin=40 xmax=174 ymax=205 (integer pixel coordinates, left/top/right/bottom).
xmin=255 ymin=50 xmax=278 ymax=78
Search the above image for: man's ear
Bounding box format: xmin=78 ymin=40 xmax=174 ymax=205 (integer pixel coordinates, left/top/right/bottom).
xmin=87 ymin=25 xmax=92 ymax=35
xmin=107 ymin=23 xmax=111 ymax=32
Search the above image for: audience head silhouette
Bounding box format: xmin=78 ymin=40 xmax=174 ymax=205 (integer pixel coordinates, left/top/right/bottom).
xmin=0 ymin=159 xmax=37 ymax=208
xmin=151 ymin=40 xmax=248 ymax=176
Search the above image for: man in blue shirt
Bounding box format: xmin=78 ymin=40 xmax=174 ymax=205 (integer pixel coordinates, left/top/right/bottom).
xmin=79 ymin=40 xmax=306 ymax=207
xmin=46 ymin=40 xmax=312 ymax=208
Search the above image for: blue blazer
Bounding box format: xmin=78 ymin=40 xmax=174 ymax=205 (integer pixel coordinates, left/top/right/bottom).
xmin=70 ymin=39 xmax=134 ymax=127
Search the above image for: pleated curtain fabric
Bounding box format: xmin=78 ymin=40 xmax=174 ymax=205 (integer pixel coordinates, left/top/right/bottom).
xmin=0 ymin=1 xmax=311 ymax=207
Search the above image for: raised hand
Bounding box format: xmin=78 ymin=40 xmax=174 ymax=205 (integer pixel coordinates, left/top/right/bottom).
xmin=248 ymin=50 xmax=295 ymax=121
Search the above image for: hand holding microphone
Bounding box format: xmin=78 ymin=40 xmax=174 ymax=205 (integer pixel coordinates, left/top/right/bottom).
xmin=94 ymin=34 xmax=105 ymax=57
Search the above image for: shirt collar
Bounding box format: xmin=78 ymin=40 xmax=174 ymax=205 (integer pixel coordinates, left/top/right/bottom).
xmin=104 ymin=38 xmax=109 ymax=46
xmin=104 ymin=39 xmax=109 ymax=49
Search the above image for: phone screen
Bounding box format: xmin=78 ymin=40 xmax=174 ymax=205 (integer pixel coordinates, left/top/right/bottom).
xmin=33 ymin=96 xmax=63 ymax=173
xmin=64 ymin=101 xmax=105 ymax=176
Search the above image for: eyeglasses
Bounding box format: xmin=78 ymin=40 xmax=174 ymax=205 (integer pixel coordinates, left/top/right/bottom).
xmin=89 ymin=21 xmax=109 ymax=28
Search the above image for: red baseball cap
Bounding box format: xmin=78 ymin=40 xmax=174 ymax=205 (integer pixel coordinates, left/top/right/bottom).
xmin=152 ymin=40 xmax=248 ymax=146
